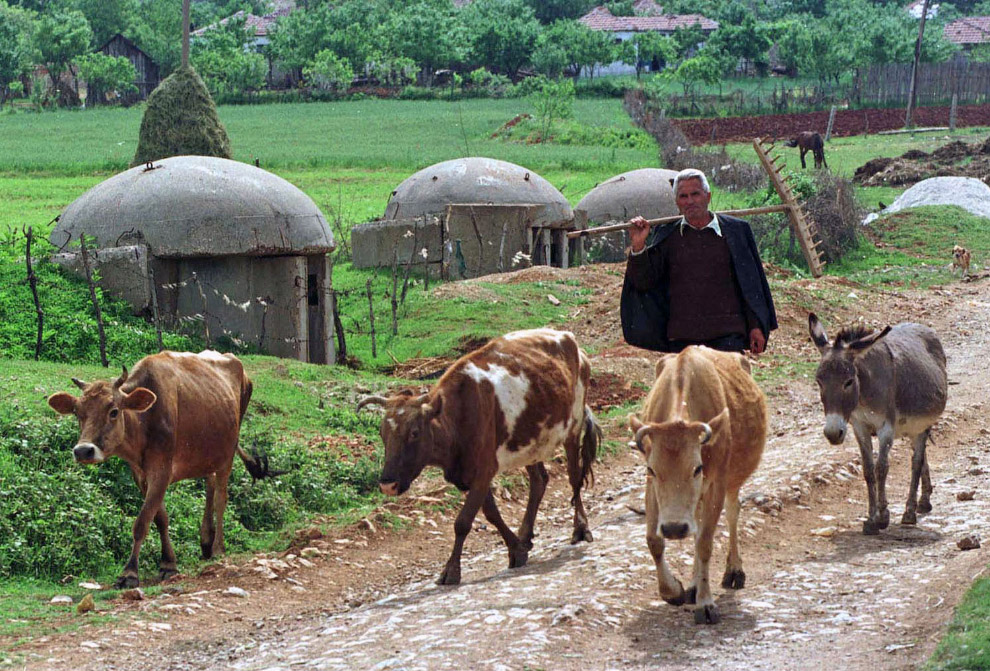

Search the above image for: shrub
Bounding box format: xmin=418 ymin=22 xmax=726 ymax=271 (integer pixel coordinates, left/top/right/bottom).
xmin=304 ymin=50 xmax=356 ymax=93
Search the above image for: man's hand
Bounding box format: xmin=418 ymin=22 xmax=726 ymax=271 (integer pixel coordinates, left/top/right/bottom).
xmin=748 ymin=328 xmax=766 ymax=355
xmin=629 ymin=216 xmax=650 ymax=253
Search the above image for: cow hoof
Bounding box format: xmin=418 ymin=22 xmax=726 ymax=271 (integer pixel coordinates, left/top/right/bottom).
xmin=114 ymin=575 xmax=139 ymax=589
xmin=694 ymin=604 xmax=720 ymax=625
xmin=918 ymin=500 xmax=933 ymax=514
xmin=508 ymin=549 xmax=529 ymax=569
xmin=721 ymin=569 xmax=746 ymax=590
xmin=570 ymin=527 xmax=593 ymax=544
xmin=158 ymin=568 xmax=178 ymax=582
xmin=437 ymin=566 xmax=461 ymax=586
xmin=663 ymin=591 xmax=687 ymax=607
xmin=901 ymin=510 xmax=917 ymax=525
xmin=862 ymin=520 xmax=881 ymax=535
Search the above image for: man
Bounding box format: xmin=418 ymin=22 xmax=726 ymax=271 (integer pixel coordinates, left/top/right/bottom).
xmin=620 ymin=168 xmax=777 ymax=354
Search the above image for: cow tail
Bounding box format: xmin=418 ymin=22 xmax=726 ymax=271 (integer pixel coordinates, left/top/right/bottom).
xmin=575 ymin=405 xmax=602 ymax=499
xmin=236 ymin=441 xmax=292 ymax=481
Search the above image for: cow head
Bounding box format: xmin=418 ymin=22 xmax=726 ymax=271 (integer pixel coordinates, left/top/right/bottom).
xmin=47 ymin=368 xmax=157 ymax=464
xmin=358 ymin=391 xmax=444 ymax=496
xmin=628 ymin=408 xmax=729 ymax=540
xmin=808 ymin=313 xmax=891 ymax=445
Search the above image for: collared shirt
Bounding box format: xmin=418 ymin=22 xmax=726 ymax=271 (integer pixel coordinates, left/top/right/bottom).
xmin=630 ymin=212 xmax=721 ymax=256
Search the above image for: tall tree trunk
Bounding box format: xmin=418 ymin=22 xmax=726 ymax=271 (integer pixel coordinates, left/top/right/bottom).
xmin=181 ymin=0 xmax=191 ymax=69
xmin=905 ymin=0 xmax=931 ymax=128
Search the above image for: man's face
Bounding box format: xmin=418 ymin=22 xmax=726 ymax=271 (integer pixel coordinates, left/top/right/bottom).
xmin=675 ymin=177 xmax=711 ymax=224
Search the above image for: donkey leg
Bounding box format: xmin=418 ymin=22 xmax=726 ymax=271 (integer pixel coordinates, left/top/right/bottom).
xmin=919 ymin=448 xmax=934 ymax=514
xmin=875 ymin=424 xmax=895 ymax=530
xmin=853 ymin=426 xmax=882 ymax=534
xmin=902 ymin=430 xmax=929 ymax=524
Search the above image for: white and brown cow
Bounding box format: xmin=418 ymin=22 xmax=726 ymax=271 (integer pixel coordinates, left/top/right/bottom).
xmin=47 ymin=350 xmax=275 ymax=588
xmin=629 ymin=346 xmax=766 ymax=624
xmin=358 ymin=328 xmax=602 ymax=585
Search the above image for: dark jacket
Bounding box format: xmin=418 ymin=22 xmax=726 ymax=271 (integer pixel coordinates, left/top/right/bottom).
xmin=620 ymin=214 xmax=778 ymax=351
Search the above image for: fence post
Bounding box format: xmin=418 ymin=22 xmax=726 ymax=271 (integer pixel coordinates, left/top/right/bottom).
xmin=190 ymin=271 xmax=211 ymax=346
xmin=825 ymin=106 xmax=837 ymax=142
xmin=366 ymin=278 xmax=376 ymax=359
xmin=23 ymin=226 xmax=43 ymax=361
xmin=391 ymin=249 xmax=399 ymax=336
xmin=79 ymin=235 xmax=108 ymax=367
xmin=147 ymin=263 xmax=164 ymax=351
xmin=950 ymin=93 xmax=958 ymax=132
xmin=331 ymin=289 xmax=346 ymax=364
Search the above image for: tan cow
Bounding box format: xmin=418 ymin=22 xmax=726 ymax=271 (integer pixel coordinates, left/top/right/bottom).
xmin=47 ymin=351 xmax=277 ymax=588
xmin=628 ymin=346 xmax=766 ymax=624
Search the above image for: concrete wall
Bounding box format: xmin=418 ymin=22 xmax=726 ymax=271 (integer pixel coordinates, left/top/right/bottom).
xmin=445 ymin=204 xmax=565 ymax=278
xmin=350 ymin=217 xmax=444 ymax=270
xmin=53 ymin=245 xmax=151 ymax=314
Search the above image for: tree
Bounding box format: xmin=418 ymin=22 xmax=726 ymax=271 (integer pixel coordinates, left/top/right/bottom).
xmin=670 ymin=23 xmax=707 ymax=61
xmin=460 ymin=0 xmax=541 ymax=78
xmin=0 ymin=1 xmax=36 ymax=106
xmin=190 ymin=17 xmax=267 ymax=96
xmin=667 ymin=53 xmax=721 ymax=96
xmin=385 ymin=0 xmax=466 ymax=85
xmin=303 ymin=48 xmax=354 ymax=92
xmin=530 ymin=76 xmax=574 ymax=140
xmin=706 ymin=8 xmax=771 ymax=75
xmin=621 ymin=32 xmax=676 ymax=78
xmin=265 ymin=2 xmax=334 ymax=75
xmin=524 ymin=0 xmax=594 ymax=23
xmin=33 ymin=9 xmax=92 ymax=103
xmin=126 ymin=0 xmax=181 ymax=75
xmin=72 ymin=0 xmax=136 ymax=48
xmin=75 ymin=52 xmax=136 ymax=104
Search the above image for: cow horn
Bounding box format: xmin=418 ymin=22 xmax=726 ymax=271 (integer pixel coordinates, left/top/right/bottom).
xmin=356 ymin=395 xmax=388 ymax=411
xmin=699 ymin=423 xmax=712 ymax=445
xmin=71 ymin=377 xmax=87 ymax=390
xmin=112 ymin=366 xmax=128 ymax=390
xmin=633 ymin=425 xmax=653 ymax=451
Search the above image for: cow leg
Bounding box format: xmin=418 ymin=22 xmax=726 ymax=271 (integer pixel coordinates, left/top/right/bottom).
xmin=565 ymin=439 xmax=593 ymax=544
xmin=516 ymin=463 xmax=547 ymax=552
xmin=201 ymin=473 xmax=218 ymax=559
xmin=128 ymin=466 xmax=177 ymax=582
xmin=691 ymin=489 xmax=724 ymax=625
xmin=645 ymin=485 xmax=686 ymax=605
xmin=853 ymin=425 xmax=882 ymax=535
xmin=919 ymin=450 xmax=934 ymax=514
xmin=212 ymin=465 xmax=232 ymax=556
xmin=874 ymin=424 xmax=894 ymax=530
xmin=116 ymin=477 xmax=169 ymax=589
xmin=721 ymin=488 xmax=745 ymax=590
xmin=438 ymin=486 xmax=489 ymax=586
xmin=481 ymin=490 xmax=527 ymax=569
xmin=902 ymin=430 xmax=929 ymax=524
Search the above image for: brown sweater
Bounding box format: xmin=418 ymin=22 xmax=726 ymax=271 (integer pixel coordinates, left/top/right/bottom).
xmin=661 ymin=226 xmax=750 ymax=342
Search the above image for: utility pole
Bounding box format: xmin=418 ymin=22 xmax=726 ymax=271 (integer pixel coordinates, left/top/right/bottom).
xmin=181 ymin=0 xmax=191 ymax=69
xmin=905 ymin=0 xmax=931 ymax=128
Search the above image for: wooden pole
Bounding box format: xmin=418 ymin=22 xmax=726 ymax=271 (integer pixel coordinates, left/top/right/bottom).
xmin=905 ymin=0 xmax=931 ymax=128
xmin=824 ymin=105 xmax=837 ymax=142
xmin=366 ymin=278 xmax=376 ymax=359
xmin=24 ymin=226 xmax=43 ymax=361
xmin=79 ymin=235 xmax=108 ymax=367
xmin=566 ymin=204 xmax=793 ymax=239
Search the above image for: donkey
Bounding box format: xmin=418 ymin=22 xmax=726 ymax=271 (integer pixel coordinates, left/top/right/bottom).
xmin=808 ymin=314 xmax=947 ymax=534
xmin=784 ymin=131 xmax=828 ymax=170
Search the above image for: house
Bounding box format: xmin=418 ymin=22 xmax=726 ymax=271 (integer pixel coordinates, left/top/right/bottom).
xmin=943 ymin=16 xmax=990 ymax=50
xmin=191 ymin=0 xmax=296 ymax=86
xmin=578 ymin=0 xmax=718 ymax=76
xmin=95 ymin=34 xmax=160 ymax=104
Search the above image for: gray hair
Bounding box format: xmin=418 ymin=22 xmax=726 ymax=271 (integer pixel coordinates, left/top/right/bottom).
xmin=672 ymin=168 xmax=711 ymax=195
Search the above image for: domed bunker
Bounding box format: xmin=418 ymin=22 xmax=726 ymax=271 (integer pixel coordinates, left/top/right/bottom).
xmin=352 ymin=157 xmax=576 ymax=278
xmin=52 ymin=156 xmax=336 ymax=364
xmin=574 ymin=168 xmax=679 ymax=262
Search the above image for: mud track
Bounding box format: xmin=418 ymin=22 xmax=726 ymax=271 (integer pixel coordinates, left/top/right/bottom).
xmin=14 ymin=266 xmax=990 ymax=671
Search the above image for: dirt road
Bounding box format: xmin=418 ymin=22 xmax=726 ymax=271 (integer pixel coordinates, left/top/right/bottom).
xmin=15 ymin=269 xmax=990 ymax=671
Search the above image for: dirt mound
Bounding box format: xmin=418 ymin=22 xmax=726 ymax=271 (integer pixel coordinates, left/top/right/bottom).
xmin=854 ymin=135 xmax=990 ymax=187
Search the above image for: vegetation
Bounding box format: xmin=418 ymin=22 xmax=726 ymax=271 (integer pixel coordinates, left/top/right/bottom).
xmin=928 ymin=578 xmax=990 ymax=670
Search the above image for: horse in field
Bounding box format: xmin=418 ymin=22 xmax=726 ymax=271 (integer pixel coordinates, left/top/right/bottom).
xmin=784 ymin=131 xmax=828 ymax=170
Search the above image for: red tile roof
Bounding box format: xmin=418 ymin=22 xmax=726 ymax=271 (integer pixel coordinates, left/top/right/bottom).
xmin=944 ymin=16 xmax=990 ymax=45
xmin=579 ymin=5 xmax=718 ymax=33
xmin=192 ymin=1 xmax=294 ymax=38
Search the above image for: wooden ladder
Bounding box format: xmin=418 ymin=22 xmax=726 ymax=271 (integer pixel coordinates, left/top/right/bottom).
xmin=752 ymin=138 xmax=826 ymax=277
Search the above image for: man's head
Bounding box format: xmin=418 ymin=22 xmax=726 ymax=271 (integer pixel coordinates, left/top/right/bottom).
xmin=672 ymin=169 xmax=712 ymax=228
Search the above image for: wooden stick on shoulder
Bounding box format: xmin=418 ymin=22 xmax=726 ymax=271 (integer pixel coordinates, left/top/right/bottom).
xmin=566 ymin=204 xmax=793 ymax=239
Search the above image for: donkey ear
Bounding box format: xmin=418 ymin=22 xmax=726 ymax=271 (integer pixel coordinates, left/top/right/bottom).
xmin=848 ymin=325 xmax=892 ymax=353
xmin=808 ymin=313 xmax=829 ymax=352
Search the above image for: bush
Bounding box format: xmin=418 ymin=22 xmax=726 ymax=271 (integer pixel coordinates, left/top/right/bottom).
xmin=575 ymin=78 xmax=628 ymax=98
xmin=304 ymin=50 xmax=355 ymax=93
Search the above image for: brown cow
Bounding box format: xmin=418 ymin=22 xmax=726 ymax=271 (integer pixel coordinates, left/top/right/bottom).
xmin=784 ymin=131 xmax=828 ymax=170
xmin=357 ymin=328 xmax=602 ymax=585
xmin=628 ymin=346 xmax=766 ymax=624
xmin=47 ymin=350 xmax=274 ymax=588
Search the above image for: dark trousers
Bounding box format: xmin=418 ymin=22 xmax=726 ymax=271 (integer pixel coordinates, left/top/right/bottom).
xmin=666 ymin=333 xmax=748 ymax=353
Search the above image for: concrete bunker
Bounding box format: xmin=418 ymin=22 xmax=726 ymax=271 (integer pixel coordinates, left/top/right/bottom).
xmin=351 ymin=157 xmax=576 ymax=278
xmin=574 ymin=168 xmax=679 ymax=262
xmin=51 ymin=156 xmax=336 ymax=364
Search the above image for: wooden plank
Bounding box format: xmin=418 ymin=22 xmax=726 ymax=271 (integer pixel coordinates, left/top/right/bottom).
xmin=565 ymin=204 xmax=793 ymax=239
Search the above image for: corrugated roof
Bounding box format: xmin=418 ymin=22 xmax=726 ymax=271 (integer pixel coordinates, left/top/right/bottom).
xmin=944 ymin=16 xmax=990 ymax=45
xmin=579 ymin=5 xmax=718 ymax=33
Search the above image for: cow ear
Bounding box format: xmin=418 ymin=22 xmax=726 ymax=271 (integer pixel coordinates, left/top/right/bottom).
xmin=654 ymin=353 xmax=676 ymax=379
xmin=703 ymin=407 xmax=730 ymax=443
xmin=48 ymin=392 xmax=77 ymax=415
xmin=734 ymin=352 xmax=751 ymax=375
xmin=808 ymin=312 xmax=829 ymax=352
xmin=121 ymin=387 xmax=157 ymax=413
xmin=848 ymin=325 xmax=892 ymax=353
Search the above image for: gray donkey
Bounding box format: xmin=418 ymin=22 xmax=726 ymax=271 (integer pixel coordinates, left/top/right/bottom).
xmin=808 ymin=314 xmax=947 ymax=534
